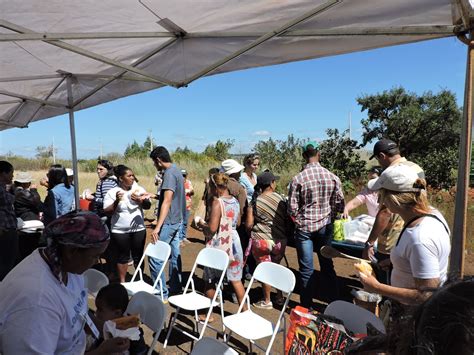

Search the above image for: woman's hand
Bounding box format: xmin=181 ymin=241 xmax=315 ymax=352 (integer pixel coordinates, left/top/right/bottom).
xmin=116 ymin=190 xmax=124 ymax=201
xmin=151 ymin=225 xmax=161 ymax=243
xmin=358 ymin=272 xmax=381 ymax=294
xmin=342 ymin=208 xmax=350 ymax=220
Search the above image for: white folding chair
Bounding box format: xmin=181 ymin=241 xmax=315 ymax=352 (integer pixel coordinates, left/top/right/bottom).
xmin=191 ymin=337 xmax=238 ymax=355
xmin=324 ymin=300 xmax=386 ymax=334
xmin=126 ymin=291 xmax=167 ymax=355
xmin=122 ymin=241 xmax=171 ymax=301
xmin=163 ymin=248 xmax=229 ymax=348
xmin=223 ymin=262 xmax=295 ymax=355
xmin=83 ymin=268 xmax=109 ymax=298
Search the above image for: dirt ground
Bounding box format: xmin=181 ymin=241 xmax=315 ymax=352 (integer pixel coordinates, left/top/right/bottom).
xmin=102 ymin=221 xmax=474 ymax=355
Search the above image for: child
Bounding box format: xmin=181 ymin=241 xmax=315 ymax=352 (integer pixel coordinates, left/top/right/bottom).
xmin=92 ymin=283 xmax=147 ymax=355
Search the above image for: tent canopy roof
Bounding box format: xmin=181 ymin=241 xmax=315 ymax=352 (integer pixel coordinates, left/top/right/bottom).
xmin=0 ymin=0 xmax=470 ymax=130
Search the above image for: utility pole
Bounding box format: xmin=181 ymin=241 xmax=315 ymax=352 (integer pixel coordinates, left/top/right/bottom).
xmin=149 ymin=129 xmax=153 ymax=152
xmin=348 ymin=110 xmax=352 ymax=140
xmin=52 ymin=137 xmax=56 ymax=164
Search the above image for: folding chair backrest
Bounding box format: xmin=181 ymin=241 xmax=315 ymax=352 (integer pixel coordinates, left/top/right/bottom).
xmin=83 ymin=268 xmax=109 ymax=296
xmin=195 ymin=248 xmax=229 ymax=271
xmin=144 ymin=240 xmax=171 ymax=261
xmin=126 ymin=291 xmax=167 ymax=333
xmin=253 ymin=262 xmax=295 ymax=294
xmin=324 ymin=300 xmax=386 ymax=334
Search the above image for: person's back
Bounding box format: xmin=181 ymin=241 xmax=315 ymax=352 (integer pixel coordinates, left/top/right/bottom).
xmin=14 ymin=186 xmax=42 ymax=220
xmin=253 ymin=192 xmax=289 ymax=242
xmin=287 ymin=142 xmax=344 ymax=307
xmin=290 ymin=163 xmax=342 ymax=231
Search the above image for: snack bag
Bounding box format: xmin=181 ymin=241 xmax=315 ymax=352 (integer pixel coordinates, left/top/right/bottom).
xmin=286 ymin=306 xmax=353 ymax=354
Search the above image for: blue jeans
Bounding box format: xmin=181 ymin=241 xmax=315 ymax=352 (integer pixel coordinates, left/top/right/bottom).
xmin=148 ymin=222 xmax=182 ymax=298
xmin=295 ymin=224 xmax=339 ymax=308
xmin=179 ymin=210 xmax=190 ymax=241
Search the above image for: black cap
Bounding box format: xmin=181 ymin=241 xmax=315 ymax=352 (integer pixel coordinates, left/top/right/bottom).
xmin=257 ymin=171 xmax=280 ymax=186
xmin=370 ymin=139 xmax=398 ymax=160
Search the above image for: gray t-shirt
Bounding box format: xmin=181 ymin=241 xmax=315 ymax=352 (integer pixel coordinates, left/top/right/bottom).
xmin=158 ymin=164 xmax=185 ymax=225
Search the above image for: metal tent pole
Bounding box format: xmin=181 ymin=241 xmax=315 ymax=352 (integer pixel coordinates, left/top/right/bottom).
xmin=66 ymin=76 xmax=80 ymax=210
xmin=450 ymin=33 xmax=474 ymax=278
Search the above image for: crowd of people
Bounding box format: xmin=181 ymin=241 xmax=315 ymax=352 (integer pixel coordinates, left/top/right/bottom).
xmin=0 ymin=138 xmax=472 ymax=354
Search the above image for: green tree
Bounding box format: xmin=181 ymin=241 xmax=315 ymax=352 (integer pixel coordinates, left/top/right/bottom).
xmin=203 ymin=139 xmax=234 ymax=161
xmin=124 ymin=140 xmax=145 ymax=159
xmin=254 ymin=134 xmax=303 ymax=172
xmin=35 ymin=145 xmax=56 ymax=159
xmin=358 ymin=87 xmax=462 ymax=188
xmin=319 ymin=128 xmax=366 ymax=185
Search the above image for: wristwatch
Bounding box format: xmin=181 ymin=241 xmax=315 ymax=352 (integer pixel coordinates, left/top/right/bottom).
xmin=364 ymin=241 xmax=374 ymax=248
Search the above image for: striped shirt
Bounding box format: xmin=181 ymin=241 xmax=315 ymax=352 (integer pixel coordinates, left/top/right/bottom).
xmin=94 ymin=177 xmax=118 ymax=214
xmin=0 ymin=184 xmax=16 ymax=230
xmin=288 ymin=162 xmax=345 ymax=233
xmin=251 ymin=192 xmax=290 ymax=241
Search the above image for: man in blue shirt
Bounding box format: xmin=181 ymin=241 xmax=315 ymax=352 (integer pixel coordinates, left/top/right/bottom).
xmin=149 ymin=146 xmax=186 ymax=301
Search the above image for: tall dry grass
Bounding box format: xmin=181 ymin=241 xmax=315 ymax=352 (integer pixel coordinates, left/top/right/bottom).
xmin=13 ymin=156 xmax=474 ymax=252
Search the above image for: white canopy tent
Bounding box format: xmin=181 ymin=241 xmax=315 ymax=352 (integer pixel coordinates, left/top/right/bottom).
xmin=0 ymin=0 xmax=472 ymax=276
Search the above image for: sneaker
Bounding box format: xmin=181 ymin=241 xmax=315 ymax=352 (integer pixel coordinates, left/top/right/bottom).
xmin=253 ymin=300 xmax=273 ymax=310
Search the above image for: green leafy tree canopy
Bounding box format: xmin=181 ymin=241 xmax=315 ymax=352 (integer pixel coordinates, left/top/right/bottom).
xmin=358 ymin=87 xmax=462 ymax=188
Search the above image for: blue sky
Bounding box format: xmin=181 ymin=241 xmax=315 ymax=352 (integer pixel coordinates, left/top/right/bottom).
xmin=0 ymin=36 xmax=467 ymax=159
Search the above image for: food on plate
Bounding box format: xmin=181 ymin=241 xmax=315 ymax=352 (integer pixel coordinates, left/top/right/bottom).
xmin=354 ymin=260 xmax=374 ymax=276
xmin=112 ymin=314 xmax=140 ymax=330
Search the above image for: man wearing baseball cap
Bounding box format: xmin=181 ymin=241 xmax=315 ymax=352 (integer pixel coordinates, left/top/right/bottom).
xmin=363 ymin=138 xmax=424 ymax=283
xmin=288 ymin=141 xmax=345 ymax=307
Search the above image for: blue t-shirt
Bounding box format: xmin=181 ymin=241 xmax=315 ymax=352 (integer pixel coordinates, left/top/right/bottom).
xmin=158 ymin=164 xmax=186 ymax=225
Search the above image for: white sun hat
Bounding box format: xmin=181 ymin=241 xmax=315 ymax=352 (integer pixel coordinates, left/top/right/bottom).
xmin=220 ymin=159 xmax=244 ymax=175
xmin=367 ymin=164 xmax=423 ymax=192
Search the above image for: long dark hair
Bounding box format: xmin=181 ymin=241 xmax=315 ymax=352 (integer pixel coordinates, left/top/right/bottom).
xmin=48 ymin=164 xmax=70 ymax=189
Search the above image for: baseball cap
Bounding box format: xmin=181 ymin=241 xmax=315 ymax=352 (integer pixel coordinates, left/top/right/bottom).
xmin=66 ymin=168 xmax=74 ymax=177
xmin=220 ymin=159 xmax=244 ymax=175
xmin=257 ymin=171 xmax=280 ymax=186
xmin=367 ymin=164 xmax=423 ymax=192
xmin=14 ymin=171 xmax=33 ymax=183
xmin=302 ymin=141 xmax=319 ymax=152
xmin=369 ymin=139 xmax=398 ymax=160
xmin=181 ymin=169 xmax=187 ymax=176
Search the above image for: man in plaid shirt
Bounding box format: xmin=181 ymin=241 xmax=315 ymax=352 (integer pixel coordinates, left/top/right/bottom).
xmin=288 ymin=142 xmax=345 ymax=308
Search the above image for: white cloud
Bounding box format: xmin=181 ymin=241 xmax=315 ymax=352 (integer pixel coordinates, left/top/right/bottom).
xmin=252 ymin=130 xmax=271 ymax=137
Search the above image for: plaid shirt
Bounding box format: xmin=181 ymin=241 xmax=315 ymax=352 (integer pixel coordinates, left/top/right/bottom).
xmin=0 ymin=184 xmax=17 ymax=230
xmin=288 ymin=162 xmax=345 ymax=233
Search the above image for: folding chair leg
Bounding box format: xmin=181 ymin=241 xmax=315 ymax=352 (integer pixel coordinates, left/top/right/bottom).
xmin=163 ymin=308 xmax=180 ymax=348
xmin=283 ymin=315 xmax=287 ymax=354
xmin=147 ymin=332 xmax=159 ymax=355
xmin=224 ymin=330 xmax=233 ymax=344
